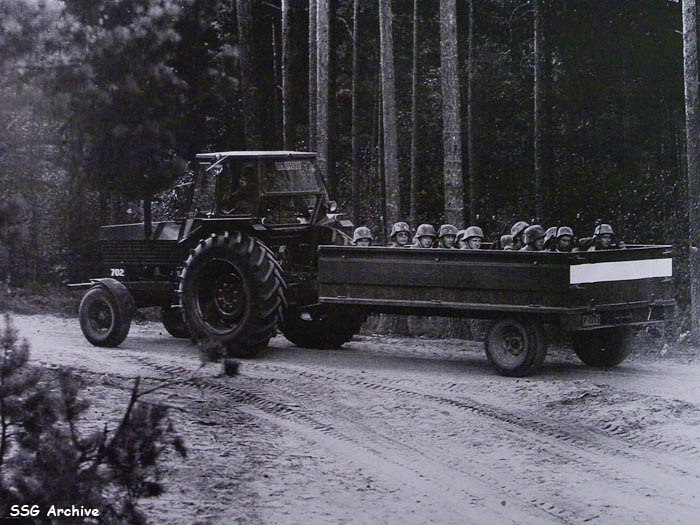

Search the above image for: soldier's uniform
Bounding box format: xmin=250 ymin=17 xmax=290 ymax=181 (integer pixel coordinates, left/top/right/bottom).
xmin=413 ymin=224 xmax=437 ymax=248
xmin=438 ymin=224 xmax=459 ymax=249
xmin=389 ymin=222 xmax=411 ymax=247
xmin=520 ymin=225 xmax=546 ymax=252
xmin=352 ymin=226 xmax=373 ymax=247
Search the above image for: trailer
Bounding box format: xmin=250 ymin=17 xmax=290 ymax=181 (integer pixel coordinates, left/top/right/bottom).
xmin=316 ymin=245 xmax=675 ymax=376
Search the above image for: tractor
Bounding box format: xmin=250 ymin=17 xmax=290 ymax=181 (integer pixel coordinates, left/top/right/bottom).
xmin=73 ymin=151 xmax=365 ymax=356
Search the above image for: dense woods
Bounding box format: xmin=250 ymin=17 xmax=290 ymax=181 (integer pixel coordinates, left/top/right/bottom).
xmin=0 ymin=0 xmax=692 ymax=304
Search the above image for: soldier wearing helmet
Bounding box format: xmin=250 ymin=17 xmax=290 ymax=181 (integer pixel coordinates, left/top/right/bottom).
xmin=520 ymin=224 xmax=546 ymax=251
xmin=499 ymin=234 xmax=514 ymax=251
xmin=555 ymin=226 xmax=574 ymax=252
xmin=352 ymin=226 xmax=373 ymax=247
xmin=389 ymin=222 xmax=411 ymax=247
xmin=455 ymin=230 xmax=468 ymax=249
xmin=438 ymin=224 xmax=459 ymax=249
xmin=413 ymin=223 xmax=437 ymax=248
xmin=544 ymin=226 xmax=558 ymax=251
xmin=589 ymin=223 xmax=622 ymax=251
xmin=461 ymin=226 xmax=484 ymax=250
xmin=509 ymin=221 xmax=530 ymax=251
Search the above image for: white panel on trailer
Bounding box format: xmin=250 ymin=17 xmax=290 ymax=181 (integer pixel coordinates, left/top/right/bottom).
xmin=569 ymin=258 xmax=672 ymax=284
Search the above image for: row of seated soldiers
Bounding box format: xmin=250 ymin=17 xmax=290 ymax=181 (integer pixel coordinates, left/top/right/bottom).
xmin=351 ymin=221 xmax=624 ymax=252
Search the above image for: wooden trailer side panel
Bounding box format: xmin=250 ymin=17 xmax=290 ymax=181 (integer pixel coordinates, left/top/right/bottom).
xmin=317 ymin=246 xmax=674 ymax=319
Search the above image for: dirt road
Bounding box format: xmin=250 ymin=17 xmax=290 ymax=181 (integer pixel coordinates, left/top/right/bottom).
xmin=9 ymin=314 xmax=700 ymax=524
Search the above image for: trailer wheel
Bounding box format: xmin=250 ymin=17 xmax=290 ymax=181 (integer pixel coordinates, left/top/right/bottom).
xmin=161 ymin=305 xmax=190 ymax=339
xmin=79 ymin=285 xmax=133 ymax=347
xmin=485 ymin=318 xmax=547 ymax=377
xmin=281 ymin=306 xmax=365 ymax=349
xmin=572 ymin=327 xmax=632 ymax=367
xmin=179 ymin=232 xmax=284 ymax=358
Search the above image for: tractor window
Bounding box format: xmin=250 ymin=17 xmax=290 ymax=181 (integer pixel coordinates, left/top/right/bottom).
xmin=191 ymin=166 xmax=217 ymax=216
xmin=218 ymin=161 xmax=257 ymax=216
xmin=261 ymin=160 xmax=320 ymax=194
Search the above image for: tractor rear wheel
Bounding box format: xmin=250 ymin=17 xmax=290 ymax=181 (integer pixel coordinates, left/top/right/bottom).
xmin=179 ymin=232 xmax=285 ymax=358
xmin=572 ymin=327 xmax=632 ymax=367
xmin=79 ymin=284 xmax=133 ymax=347
xmin=281 ymin=306 xmax=365 ymax=349
xmin=485 ymin=317 xmax=547 ymax=377
xmin=161 ymin=305 xmax=190 ymax=339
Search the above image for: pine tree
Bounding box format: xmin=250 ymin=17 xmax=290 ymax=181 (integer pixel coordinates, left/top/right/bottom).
xmin=0 ymin=315 xmax=187 ymax=523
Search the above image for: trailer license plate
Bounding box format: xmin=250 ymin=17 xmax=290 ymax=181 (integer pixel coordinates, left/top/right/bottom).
xmin=582 ymin=313 xmax=601 ymax=327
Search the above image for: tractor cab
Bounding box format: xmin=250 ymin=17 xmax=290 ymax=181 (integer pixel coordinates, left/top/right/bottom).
xmin=193 ymin=151 xmax=327 ymax=226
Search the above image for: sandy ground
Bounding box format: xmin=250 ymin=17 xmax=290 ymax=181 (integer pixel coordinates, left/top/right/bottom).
xmin=7 ymin=314 xmax=700 ymax=524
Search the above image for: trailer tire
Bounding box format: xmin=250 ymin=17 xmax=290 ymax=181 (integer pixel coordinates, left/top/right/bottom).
xmin=572 ymin=327 xmax=632 ymax=367
xmin=161 ymin=305 xmax=190 ymax=339
xmin=179 ymin=232 xmax=284 ymax=358
xmin=79 ymin=284 xmax=133 ymax=347
xmin=281 ymin=306 xmax=365 ymax=349
xmin=485 ymin=318 xmax=547 ymax=377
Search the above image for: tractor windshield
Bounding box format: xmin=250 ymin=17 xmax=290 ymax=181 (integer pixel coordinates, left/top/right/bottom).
xmin=260 ymin=159 xmax=321 ymax=194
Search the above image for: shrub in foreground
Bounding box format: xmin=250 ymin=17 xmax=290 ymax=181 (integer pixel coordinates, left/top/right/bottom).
xmin=0 ymin=315 xmax=186 ymax=524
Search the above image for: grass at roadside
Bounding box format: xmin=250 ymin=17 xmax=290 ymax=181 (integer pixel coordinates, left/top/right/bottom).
xmin=0 ymin=284 xmax=81 ymax=316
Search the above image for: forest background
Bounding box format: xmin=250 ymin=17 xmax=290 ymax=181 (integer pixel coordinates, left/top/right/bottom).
xmin=0 ymin=0 xmax=689 ymax=306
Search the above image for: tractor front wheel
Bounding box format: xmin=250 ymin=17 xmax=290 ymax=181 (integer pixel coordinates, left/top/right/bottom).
xmin=161 ymin=305 xmax=190 ymax=339
xmin=79 ymin=284 xmax=133 ymax=347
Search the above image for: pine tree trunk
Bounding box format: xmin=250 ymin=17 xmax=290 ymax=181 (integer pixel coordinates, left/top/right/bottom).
xmin=351 ymin=0 xmax=361 ymax=226
xmin=272 ymin=21 xmax=281 ymax=145
xmin=308 ymin=0 xmax=317 ymax=150
xmin=236 ymin=0 xmax=262 ymax=149
xmin=440 ymin=0 xmax=463 ymax=226
xmin=378 ymin=80 xmax=387 ymax=236
xmin=409 ymin=0 xmax=419 ymax=226
xmin=316 ymin=0 xmax=330 ymax=192
xmin=326 ymin=0 xmax=337 ymax=198
xmin=682 ymin=0 xmax=700 ymax=337
xmin=533 ymin=0 xmax=551 ymax=223
xmin=282 ymin=0 xmax=291 ymax=148
xmin=466 ymin=0 xmax=476 ymax=223
xmin=378 ymin=0 xmax=400 ymax=229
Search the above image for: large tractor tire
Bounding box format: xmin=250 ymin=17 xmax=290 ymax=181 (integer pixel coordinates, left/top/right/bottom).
xmin=179 ymin=231 xmax=285 ymax=358
xmin=79 ymin=281 xmax=134 ymax=348
xmin=161 ymin=305 xmax=190 ymax=339
xmin=485 ymin=317 xmax=547 ymax=377
xmin=281 ymin=306 xmax=365 ymax=349
xmin=571 ymin=327 xmax=632 ymax=367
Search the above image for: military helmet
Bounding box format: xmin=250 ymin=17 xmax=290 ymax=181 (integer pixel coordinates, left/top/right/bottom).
xmin=500 ymin=234 xmax=513 ymax=247
xmin=523 ymin=224 xmax=546 ymax=245
xmin=415 ymin=223 xmax=437 ymax=238
xmin=510 ymin=221 xmax=530 ymax=238
xmin=594 ymin=223 xmax=614 ymax=237
xmin=455 ymin=229 xmax=468 ymax=242
xmin=464 ymin=226 xmax=484 ymax=240
xmin=438 ymin=224 xmax=459 ymax=238
xmin=544 ymin=226 xmax=558 ymax=246
xmin=390 ymin=221 xmax=411 ymax=239
xmin=352 ymin=226 xmax=373 ymax=243
xmin=557 ymin=226 xmax=574 ymax=238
